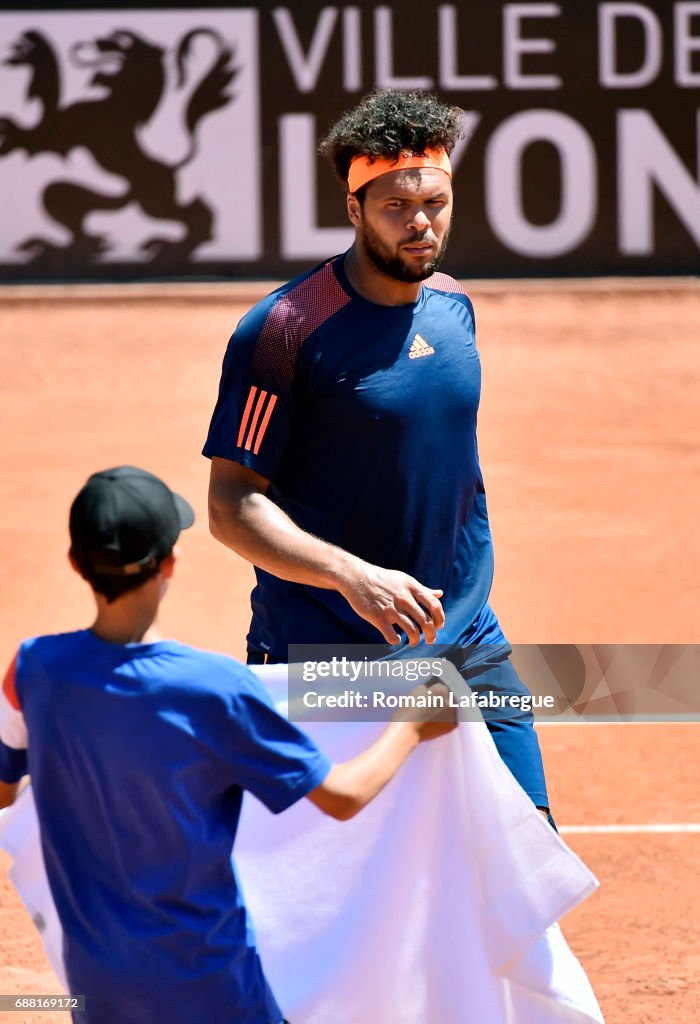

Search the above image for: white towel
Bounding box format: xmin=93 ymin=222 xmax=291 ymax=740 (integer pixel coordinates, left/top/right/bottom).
xmin=0 ymin=663 xmax=604 ymax=1023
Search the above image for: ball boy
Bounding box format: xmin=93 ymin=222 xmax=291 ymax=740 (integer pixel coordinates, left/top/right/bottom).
xmin=0 ymin=466 xmax=454 ymax=1024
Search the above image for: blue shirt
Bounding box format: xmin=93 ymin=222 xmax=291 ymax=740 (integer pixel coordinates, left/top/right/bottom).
xmin=204 ymin=255 xmax=505 ymax=658
xmin=0 ymin=631 xmax=330 ymax=1024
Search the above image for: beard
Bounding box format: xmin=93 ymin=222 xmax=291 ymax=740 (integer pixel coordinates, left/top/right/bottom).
xmin=359 ymin=218 xmax=451 ymax=283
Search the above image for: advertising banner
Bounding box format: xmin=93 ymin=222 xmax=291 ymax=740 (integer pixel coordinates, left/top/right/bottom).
xmin=0 ymin=1 xmax=697 ymax=279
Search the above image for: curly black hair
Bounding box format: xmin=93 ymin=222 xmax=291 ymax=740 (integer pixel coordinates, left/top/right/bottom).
xmin=319 ymin=89 xmax=464 ymax=188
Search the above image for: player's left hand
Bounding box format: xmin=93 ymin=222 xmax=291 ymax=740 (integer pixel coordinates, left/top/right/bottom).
xmin=338 ymin=561 xmax=445 ymax=645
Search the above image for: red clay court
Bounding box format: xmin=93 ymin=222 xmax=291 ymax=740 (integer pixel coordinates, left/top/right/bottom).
xmin=1 ymin=280 xmax=698 ymax=1023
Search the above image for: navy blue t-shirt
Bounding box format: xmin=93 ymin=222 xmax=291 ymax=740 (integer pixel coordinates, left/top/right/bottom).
xmin=0 ymin=631 xmax=330 ymax=1024
xmin=204 ymin=255 xmax=505 ymax=658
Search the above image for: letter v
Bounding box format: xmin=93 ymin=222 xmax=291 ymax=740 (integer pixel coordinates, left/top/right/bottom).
xmin=272 ymin=8 xmax=339 ymax=93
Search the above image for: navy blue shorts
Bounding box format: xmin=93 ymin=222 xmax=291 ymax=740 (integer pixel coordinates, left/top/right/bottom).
xmin=458 ymin=648 xmax=550 ymax=812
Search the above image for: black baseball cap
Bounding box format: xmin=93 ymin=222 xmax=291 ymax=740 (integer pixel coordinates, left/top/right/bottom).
xmin=69 ymin=466 xmax=195 ymax=579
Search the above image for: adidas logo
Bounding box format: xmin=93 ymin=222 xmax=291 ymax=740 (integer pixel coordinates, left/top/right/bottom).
xmin=408 ymin=334 xmax=435 ymax=359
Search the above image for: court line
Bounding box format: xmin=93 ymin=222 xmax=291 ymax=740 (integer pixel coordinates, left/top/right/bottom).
xmin=536 ymin=720 xmax=700 ymax=726
xmin=559 ymin=824 xmax=700 ymax=834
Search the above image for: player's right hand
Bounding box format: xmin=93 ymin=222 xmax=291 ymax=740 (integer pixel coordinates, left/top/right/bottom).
xmin=339 ymin=561 xmax=446 ymax=645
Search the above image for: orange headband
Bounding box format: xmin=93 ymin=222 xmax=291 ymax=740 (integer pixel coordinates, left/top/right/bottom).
xmin=347 ymin=148 xmax=453 ymax=194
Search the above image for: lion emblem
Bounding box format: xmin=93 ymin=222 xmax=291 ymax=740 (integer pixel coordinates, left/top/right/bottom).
xmin=0 ymin=28 xmax=237 ymax=265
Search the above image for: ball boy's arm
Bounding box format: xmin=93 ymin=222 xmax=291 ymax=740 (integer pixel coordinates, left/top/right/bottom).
xmin=207 ymin=457 xmax=444 ymax=645
xmin=1 ymin=653 xmax=28 ymax=809
xmin=305 ymin=684 xmax=456 ymax=821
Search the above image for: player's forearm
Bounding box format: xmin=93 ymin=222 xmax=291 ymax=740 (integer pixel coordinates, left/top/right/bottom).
xmin=0 ymin=779 xmax=19 ymax=809
xmin=307 ymin=722 xmax=419 ymax=820
xmin=209 ymin=488 xmax=363 ymax=591
xmin=208 ymin=461 xmax=445 ymax=645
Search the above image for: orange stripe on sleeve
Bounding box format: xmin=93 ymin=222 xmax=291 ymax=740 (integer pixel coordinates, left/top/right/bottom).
xmin=252 ymin=395 xmax=278 ymax=455
xmin=2 ymin=653 xmax=20 ymax=712
xmin=244 ymin=390 xmax=269 ymax=451
xmin=236 ymin=386 xmax=258 ymax=448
